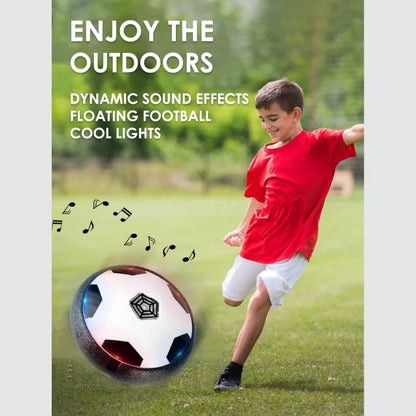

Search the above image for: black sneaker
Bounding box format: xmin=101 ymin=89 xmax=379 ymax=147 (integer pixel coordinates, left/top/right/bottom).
xmin=214 ymin=369 xmax=241 ymax=392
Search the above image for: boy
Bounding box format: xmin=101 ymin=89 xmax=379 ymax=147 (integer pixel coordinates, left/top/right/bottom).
xmin=214 ymin=78 xmax=364 ymax=391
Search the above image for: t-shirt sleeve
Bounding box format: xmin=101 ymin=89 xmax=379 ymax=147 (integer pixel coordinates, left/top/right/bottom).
xmin=314 ymin=128 xmax=356 ymax=165
xmin=243 ymin=153 xmax=266 ymax=203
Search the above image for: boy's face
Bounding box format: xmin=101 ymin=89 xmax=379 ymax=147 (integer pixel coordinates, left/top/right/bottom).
xmin=258 ymin=102 xmax=302 ymax=143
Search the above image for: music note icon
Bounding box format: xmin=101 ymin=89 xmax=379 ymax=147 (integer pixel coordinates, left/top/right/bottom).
xmin=113 ymin=207 xmax=132 ymax=222
xmin=62 ymin=202 xmax=76 ymax=215
xmin=93 ymin=199 xmax=109 ymax=209
xmin=145 ymin=236 xmax=156 ymax=251
xmin=82 ymin=220 xmax=94 ymax=234
xmin=52 ymin=219 xmax=63 ymax=232
xmin=162 ymin=244 xmax=176 ymax=257
xmin=182 ymin=249 xmax=196 ymax=263
xmin=124 ymin=233 xmax=138 ymax=246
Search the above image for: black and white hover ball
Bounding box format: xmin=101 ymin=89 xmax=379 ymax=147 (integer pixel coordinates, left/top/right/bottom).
xmin=70 ymin=265 xmax=195 ymax=384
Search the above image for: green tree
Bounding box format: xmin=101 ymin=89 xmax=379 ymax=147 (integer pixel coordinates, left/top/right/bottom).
xmin=247 ymin=0 xmax=363 ymax=130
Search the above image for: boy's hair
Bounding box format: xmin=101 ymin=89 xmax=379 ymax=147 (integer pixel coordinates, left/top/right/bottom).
xmin=255 ymin=78 xmax=304 ymax=112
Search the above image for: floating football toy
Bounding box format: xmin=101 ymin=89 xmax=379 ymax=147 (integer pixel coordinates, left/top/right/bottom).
xmin=70 ymin=265 xmax=195 ymax=384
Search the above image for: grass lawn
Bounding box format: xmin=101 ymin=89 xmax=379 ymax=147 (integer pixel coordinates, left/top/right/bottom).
xmin=52 ymin=189 xmax=363 ymax=415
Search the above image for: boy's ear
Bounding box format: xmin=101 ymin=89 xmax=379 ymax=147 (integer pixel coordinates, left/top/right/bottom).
xmin=292 ymin=107 xmax=302 ymax=122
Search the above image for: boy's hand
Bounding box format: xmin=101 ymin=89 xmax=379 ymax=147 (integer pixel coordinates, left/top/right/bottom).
xmin=222 ymin=230 xmax=245 ymax=247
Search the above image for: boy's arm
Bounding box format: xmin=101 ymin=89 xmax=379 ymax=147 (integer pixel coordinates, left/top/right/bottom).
xmin=223 ymin=197 xmax=264 ymax=247
xmin=342 ymin=124 xmax=364 ymax=145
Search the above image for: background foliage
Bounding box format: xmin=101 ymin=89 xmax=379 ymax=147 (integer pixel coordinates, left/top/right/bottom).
xmin=52 ymin=0 xmax=364 ymax=193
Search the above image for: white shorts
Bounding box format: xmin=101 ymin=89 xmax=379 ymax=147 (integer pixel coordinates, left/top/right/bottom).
xmin=222 ymin=252 xmax=308 ymax=309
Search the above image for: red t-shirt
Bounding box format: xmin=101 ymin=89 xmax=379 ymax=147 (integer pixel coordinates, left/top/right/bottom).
xmin=239 ymin=129 xmax=356 ymax=263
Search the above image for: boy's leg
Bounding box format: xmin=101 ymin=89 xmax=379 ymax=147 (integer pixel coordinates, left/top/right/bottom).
xmin=231 ymin=253 xmax=307 ymax=364
xmin=215 ymin=253 xmax=308 ymax=391
xmin=232 ymin=281 xmax=271 ymax=365
xmin=214 ymin=257 xmax=266 ymax=391
xmin=214 ymin=282 xmax=270 ymax=391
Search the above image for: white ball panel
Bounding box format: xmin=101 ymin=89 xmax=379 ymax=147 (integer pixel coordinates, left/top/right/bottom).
xmin=84 ymin=270 xmax=193 ymax=368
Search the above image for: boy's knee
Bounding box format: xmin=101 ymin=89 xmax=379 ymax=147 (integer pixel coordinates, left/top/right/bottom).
xmin=223 ymin=297 xmax=243 ymax=307
xmin=248 ymin=283 xmax=271 ymax=313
